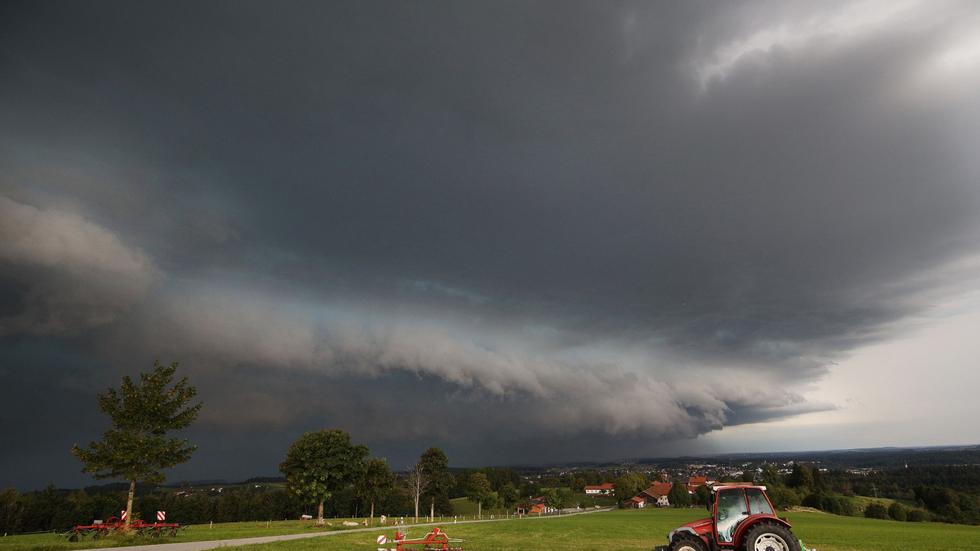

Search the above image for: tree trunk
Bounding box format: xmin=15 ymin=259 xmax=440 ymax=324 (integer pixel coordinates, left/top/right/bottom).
xmin=370 ymin=500 xmax=375 ymax=526
xmin=317 ymin=499 xmax=325 ymax=525
xmin=414 ymin=493 xmax=419 ymax=523
xmin=430 ymin=497 xmax=434 ymax=522
xmin=477 ymin=500 xmax=481 ymax=519
xmin=124 ymin=480 xmax=135 ymax=530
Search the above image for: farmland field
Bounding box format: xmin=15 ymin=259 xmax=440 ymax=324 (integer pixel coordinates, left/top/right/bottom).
xmin=449 ymin=493 xmax=617 ymax=516
xmin=3 ymin=508 xmax=979 ymax=551
xmin=220 ymin=508 xmax=980 ymax=551
xmin=0 ymin=519 xmax=362 ymax=551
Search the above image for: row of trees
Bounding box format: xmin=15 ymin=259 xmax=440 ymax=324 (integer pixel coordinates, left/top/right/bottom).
xmin=0 ymin=485 xmax=310 ymax=534
xmin=55 ymin=361 xmax=475 ymax=532
xmin=749 ymin=463 xmax=978 ymax=524
xmin=1 ymin=446 xmax=554 ymax=534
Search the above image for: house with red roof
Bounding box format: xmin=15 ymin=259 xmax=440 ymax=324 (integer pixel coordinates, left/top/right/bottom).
xmin=624 ymin=495 xmax=647 ymax=509
xmin=627 ymin=481 xmax=672 ymax=508
xmin=686 ymin=475 xmax=710 ymax=494
xmin=516 ymin=496 xmax=556 ymax=516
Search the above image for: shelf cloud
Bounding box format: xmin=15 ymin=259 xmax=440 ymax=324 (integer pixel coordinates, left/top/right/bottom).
xmin=2 ymin=0 xmax=979 ymax=487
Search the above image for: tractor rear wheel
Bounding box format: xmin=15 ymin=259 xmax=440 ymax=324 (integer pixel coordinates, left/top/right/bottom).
xmin=742 ymin=522 xmax=801 ymax=551
xmin=669 ymin=534 xmax=707 ymax=551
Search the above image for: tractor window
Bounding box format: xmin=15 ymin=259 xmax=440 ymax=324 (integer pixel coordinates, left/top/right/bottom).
xmin=746 ymin=488 xmax=775 ymax=515
xmin=715 ymin=489 xmax=748 ymax=543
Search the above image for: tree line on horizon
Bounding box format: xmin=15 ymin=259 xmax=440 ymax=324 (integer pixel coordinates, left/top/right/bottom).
xmin=2 ymin=362 xmax=977 ymax=534
xmin=0 ymin=362 xmax=608 ymax=535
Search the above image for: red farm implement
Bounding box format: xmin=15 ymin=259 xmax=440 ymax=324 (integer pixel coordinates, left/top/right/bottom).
xmin=378 ymin=527 xmax=463 ymax=551
xmin=65 ymin=516 xmax=181 ymax=541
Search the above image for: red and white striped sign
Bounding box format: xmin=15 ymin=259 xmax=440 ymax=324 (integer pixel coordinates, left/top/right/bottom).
xmin=120 ymin=510 xmax=128 ymax=521
xmin=156 ymin=511 xmax=166 ymax=522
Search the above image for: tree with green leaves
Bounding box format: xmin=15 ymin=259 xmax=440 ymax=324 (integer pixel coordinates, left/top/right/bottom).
xmin=668 ymin=482 xmax=691 ymax=508
xmin=614 ymin=472 xmax=647 ymax=502
xmin=418 ymin=447 xmax=454 ymax=517
xmin=760 ymin=463 xmax=781 ymax=486
xmin=541 ymin=487 xmax=572 ymax=513
xmin=498 ymin=483 xmax=520 ymax=510
xmin=888 ymin=501 xmax=908 ymax=521
xmin=466 ymin=472 xmax=494 ymax=519
xmin=71 ymin=361 xmax=201 ymax=530
xmin=556 ymin=488 xmax=573 ymax=512
xmin=356 ymin=458 xmax=395 ymax=525
xmin=864 ymin=502 xmax=889 ymax=519
xmin=694 ymin=484 xmax=711 ymax=506
xmin=279 ymin=429 xmax=368 ymax=525
xmin=786 ymin=463 xmax=814 ymax=490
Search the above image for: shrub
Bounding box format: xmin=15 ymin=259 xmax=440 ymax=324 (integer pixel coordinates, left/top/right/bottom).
xmin=907 ymin=509 xmax=929 ymax=522
xmin=801 ymin=492 xmax=854 ymax=516
xmin=864 ymin=502 xmax=889 ymax=520
xmin=888 ymin=502 xmax=908 ymax=521
xmin=836 ymin=496 xmax=857 ymax=516
xmin=767 ymin=486 xmax=800 ymax=510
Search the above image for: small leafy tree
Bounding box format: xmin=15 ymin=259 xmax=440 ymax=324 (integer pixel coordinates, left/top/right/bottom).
xmin=786 ymin=464 xmax=814 ymax=491
xmin=279 ymin=429 xmax=368 ymax=525
xmin=556 ymin=488 xmax=573 ymax=512
xmin=694 ymin=484 xmax=711 ymax=506
xmin=766 ymin=486 xmax=801 ymax=510
xmin=356 ymin=458 xmax=395 ymax=525
xmin=864 ymin=502 xmax=889 ymax=520
xmin=541 ymin=488 xmax=558 ymax=512
xmin=907 ymin=509 xmax=929 ymax=522
xmin=419 ymin=448 xmax=454 ymax=518
xmin=499 ymin=483 xmax=520 ymax=510
xmin=760 ymin=464 xmax=781 ymax=485
xmin=888 ymin=502 xmax=908 ymax=521
xmin=668 ymin=482 xmax=691 ymax=508
xmin=466 ymin=472 xmax=493 ymax=518
xmin=614 ymin=472 xmax=647 ymax=502
xmin=71 ymin=361 xmax=201 ymax=529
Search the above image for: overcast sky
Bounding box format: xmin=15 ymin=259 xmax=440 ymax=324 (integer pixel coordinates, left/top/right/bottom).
xmin=2 ymin=0 xmax=980 ymax=490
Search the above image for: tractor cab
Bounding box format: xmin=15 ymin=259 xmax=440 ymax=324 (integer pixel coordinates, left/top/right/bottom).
xmin=656 ymin=485 xmax=806 ymax=551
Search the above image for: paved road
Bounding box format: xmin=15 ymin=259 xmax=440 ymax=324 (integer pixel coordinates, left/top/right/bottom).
xmin=86 ymin=508 xmax=612 ymax=551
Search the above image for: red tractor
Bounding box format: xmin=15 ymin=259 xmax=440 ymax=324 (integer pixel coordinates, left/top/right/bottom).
xmin=654 ymin=485 xmax=812 ymax=551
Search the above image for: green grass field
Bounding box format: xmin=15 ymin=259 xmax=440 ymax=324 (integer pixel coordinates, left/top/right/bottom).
xmin=3 ymin=508 xmax=978 ymax=551
xmin=222 ymin=508 xmax=980 ymax=551
xmin=448 ymin=493 xmax=616 ymax=516
xmin=0 ymin=519 xmax=362 ymax=551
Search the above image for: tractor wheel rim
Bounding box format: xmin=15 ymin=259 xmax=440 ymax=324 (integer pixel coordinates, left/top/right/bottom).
xmin=754 ymin=533 xmax=790 ymax=551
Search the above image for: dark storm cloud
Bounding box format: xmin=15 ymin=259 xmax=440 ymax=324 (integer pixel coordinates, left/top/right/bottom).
xmin=2 ymin=1 xmax=980 ymax=488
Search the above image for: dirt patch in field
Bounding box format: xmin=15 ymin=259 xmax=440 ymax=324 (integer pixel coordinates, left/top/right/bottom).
xmin=785 ymin=506 xmax=827 ymax=514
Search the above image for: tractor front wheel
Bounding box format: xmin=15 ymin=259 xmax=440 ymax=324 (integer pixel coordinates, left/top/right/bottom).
xmin=742 ymin=522 xmax=801 ymax=551
xmin=669 ymin=534 xmax=708 ymax=551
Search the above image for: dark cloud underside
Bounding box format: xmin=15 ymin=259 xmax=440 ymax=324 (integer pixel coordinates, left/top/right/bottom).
xmin=2 ymin=0 xmax=979 ymax=489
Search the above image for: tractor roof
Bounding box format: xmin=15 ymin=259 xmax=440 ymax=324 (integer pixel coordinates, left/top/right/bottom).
xmin=711 ymin=484 xmax=767 ymax=492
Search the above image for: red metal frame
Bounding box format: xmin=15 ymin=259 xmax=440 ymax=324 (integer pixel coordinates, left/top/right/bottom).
xmin=67 ymin=515 xmax=181 ymax=540
xmin=392 ymin=527 xmax=463 ymax=551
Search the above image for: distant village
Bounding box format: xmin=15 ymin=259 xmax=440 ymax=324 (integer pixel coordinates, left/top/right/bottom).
xmin=512 ymin=459 xmax=806 ymax=514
